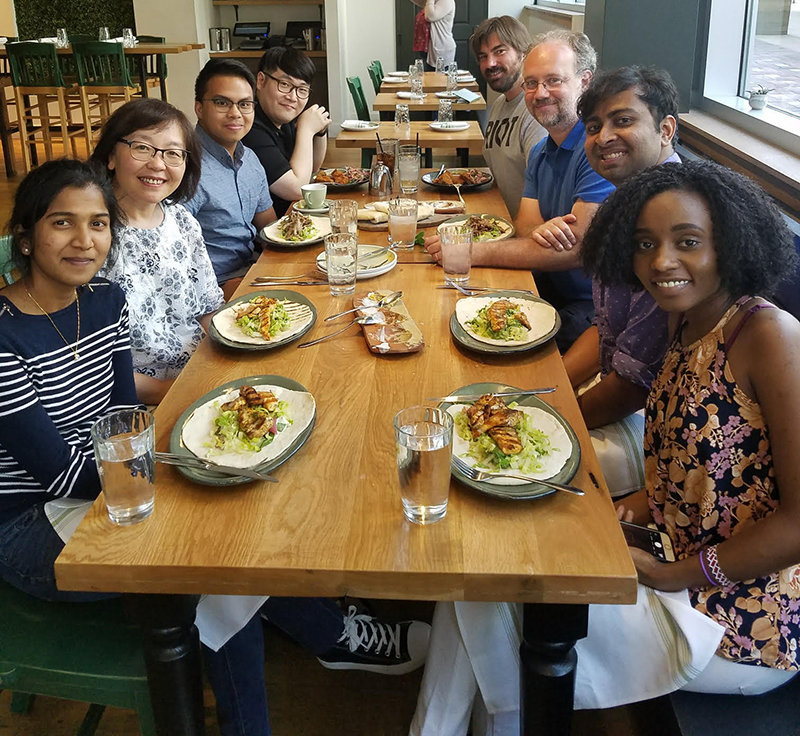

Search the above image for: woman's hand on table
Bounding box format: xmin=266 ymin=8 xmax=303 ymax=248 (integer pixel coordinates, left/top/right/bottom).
xmin=424 ymin=234 xmax=442 ymax=265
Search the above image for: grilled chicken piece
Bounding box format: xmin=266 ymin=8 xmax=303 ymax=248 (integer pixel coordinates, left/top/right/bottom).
xmin=238 ymin=407 xmax=271 ymax=439
xmin=221 ymin=396 xmax=246 ymax=412
xmin=487 ymin=300 xmax=514 ymax=332
xmin=516 ymin=310 xmax=531 ymax=329
xmin=472 ymin=408 xmax=523 ymax=437
xmin=488 ymin=426 xmax=523 ymax=455
xmin=332 ymin=169 xmax=348 ymax=184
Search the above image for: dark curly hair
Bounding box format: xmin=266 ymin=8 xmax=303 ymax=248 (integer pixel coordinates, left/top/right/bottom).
xmin=582 ymin=160 xmax=797 ymax=299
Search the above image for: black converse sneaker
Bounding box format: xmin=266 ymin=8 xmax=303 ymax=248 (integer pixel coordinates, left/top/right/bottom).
xmin=317 ymin=605 xmax=430 ymax=675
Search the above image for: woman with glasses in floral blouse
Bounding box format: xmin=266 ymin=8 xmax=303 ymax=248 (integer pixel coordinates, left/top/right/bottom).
xmin=92 ymin=98 xmax=225 ymax=405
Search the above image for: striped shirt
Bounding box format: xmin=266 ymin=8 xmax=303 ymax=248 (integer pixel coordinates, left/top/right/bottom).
xmin=0 ymin=279 xmax=140 ymax=521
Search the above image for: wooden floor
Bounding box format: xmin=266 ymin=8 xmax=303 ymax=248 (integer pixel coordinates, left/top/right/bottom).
xmin=0 ymin=141 xmax=671 ymax=736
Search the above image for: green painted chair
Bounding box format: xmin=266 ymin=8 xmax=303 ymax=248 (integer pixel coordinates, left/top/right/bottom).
xmin=131 ymin=35 xmax=167 ymax=96
xmin=371 ymin=59 xmax=384 ymax=79
xmin=6 ymin=41 xmax=82 ymax=172
xmin=71 ymin=41 xmax=139 ymax=154
xmin=0 ymin=234 xmax=19 ymax=286
xmin=0 ymin=579 xmax=155 ymax=735
xmin=345 ymin=76 xmax=374 ymax=168
xmin=367 ymin=62 xmax=382 ymax=94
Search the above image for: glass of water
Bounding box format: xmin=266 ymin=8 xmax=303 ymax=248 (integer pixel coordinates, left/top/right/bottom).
xmin=394 ymin=406 xmax=454 ymax=525
xmin=98 ymin=26 xmax=110 ymax=41
xmin=435 ymin=56 xmax=446 ymax=74
xmin=446 ymin=63 xmax=458 ymax=93
xmin=91 ymin=409 xmax=155 ymax=525
xmin=440 ymin=225 xmax=473 ymax=284
xmin=438 ymin=99 xmax=453 ymax=123
xmin=394 ymin=103 xmax=411 ymax=139
xmin=56 ymin=28 xmax=69 ymax=48
xmin=414 ymin=58 xmax=424 ymax=77
xmin=388 ymin=198 xmax=418 ymax=250
xmin=122 ymin=28 xmax=136 ymax=48
xmin=328 ymin=198 xmax=358 ymax=235
xmin=324 ymin=232 xmax=359 ymax=296
xmin=410 ymin=76 xmax=424 ymax=99
xmin=398 ymin=144 xmax=420 ymax=194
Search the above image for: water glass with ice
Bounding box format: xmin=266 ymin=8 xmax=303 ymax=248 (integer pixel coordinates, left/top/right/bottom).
xmin=438 ymin=99 xmax=453 ymax=123
xmin=91 ymin=409 xmax=155 ymax=525
xmin=324 ymin=232 xmax=359 ymax=296
xmin=440 ymin=225 xmax=473 ymax=284
xmin=398 ymin=145 xmax=420 ymax=194
xmin=394 ymin=103 xmax=411 ymax=140
xmin=328 ymin=198 xmax=358 ymax=235
xmin=388 ymin=198 xmax=418 ymax=250
xmin=393 ymin=406 xmax=454 ymax=525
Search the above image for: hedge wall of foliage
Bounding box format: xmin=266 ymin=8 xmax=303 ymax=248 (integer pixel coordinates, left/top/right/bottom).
xmin=14 ymin=0 xmax=135 ymax=41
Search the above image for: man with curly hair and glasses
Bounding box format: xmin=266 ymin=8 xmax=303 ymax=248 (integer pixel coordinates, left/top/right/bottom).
xmin=244 ymin=46 xmax=331 ymax=218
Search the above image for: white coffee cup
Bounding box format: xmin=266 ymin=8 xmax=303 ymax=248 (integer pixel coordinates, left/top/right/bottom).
xmin=301 ymin=183 xmax=327 ymax=209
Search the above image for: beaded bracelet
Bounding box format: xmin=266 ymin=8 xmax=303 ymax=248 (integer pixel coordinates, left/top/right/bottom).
xmin=698 ymin=551 xmax=717 ymax=587
xmin=704 ymin=545 xmax=734 ymax=588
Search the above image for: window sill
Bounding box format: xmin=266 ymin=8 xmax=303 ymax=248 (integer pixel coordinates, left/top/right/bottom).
xmin=679 ymin=108 xmax=800 ymax=221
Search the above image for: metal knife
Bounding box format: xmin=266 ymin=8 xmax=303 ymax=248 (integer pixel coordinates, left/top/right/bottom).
xmin=425 ymin=389 xmax=556 ymax=402
xmin=247 ymin=280 xmax=327 ymax=287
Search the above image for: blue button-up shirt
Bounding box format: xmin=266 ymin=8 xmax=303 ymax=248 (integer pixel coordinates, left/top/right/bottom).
xmin=184 ymin=125 xmax=273 ymax=283
xmin=522 ymin=120 xmax=615 ymax=302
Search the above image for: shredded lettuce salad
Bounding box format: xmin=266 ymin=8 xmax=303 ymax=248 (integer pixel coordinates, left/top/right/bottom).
xmin=208 ymin=399 xmax=292 ymax=455
xmin=279 ymin=220 xmax=318 ymax=242
xmin=235 ymin=301 xmax=291 ymax=339
xmin=467 ymin=303 xmax=529 ymax=341
xmin=472 ymin=219 xmax=505 ymax=242
xmin=454 ymin=406 xmax=556 ymax=474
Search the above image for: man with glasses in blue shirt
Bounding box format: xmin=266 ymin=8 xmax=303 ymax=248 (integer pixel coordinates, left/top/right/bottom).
xmin=185 ymin=59 xmax=277 ymax=299
xmin=244 ymin=47 xmax=331 ymax=217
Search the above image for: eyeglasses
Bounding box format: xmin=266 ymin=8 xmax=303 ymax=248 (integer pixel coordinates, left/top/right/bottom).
xmin=204 ymin=97 xmax=256 ymax=113
xmin=521 ymin=75 xmax=575 ymax=92
xmin=264 ymin=72 xmax=311 ymax=100
xmin=119 ymin=139 xmax=189 ymax=167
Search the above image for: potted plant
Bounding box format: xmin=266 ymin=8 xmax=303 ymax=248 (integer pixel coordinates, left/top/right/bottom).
xmin=747 ymin=84 xmax=774 ymax=110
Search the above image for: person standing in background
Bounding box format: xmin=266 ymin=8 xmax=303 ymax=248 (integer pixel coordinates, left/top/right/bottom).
xmin=409 ymin=0 xmax=456 ymax=68
xmin=471 ymin=16 xmax=546 ymax=218
xmin=413 ymin=8 xmax=431 ymax=68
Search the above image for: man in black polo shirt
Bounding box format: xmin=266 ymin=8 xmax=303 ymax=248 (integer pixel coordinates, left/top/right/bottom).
xmin=243 ymin=46 xmax=331 ymax=217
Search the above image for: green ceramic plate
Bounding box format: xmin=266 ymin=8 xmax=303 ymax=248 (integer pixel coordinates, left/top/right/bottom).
xmin=441 ymin=381 xmax=580 ymax=500
xmin=449 ymin=291 xmax=561 ymax=354
xmin=437 ymin=213 xmax=515 ymax=242
xmin=208 ymin=290 xmax=317 ymax=351
xmin=168 ymin=375 xmax=315 ymax=486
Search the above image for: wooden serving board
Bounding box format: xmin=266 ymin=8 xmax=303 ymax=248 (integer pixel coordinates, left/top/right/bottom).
xmin=354 ymin=290 xmax=424 ymax=354
xmin=358 ymin=213 xmax=451 ymax=231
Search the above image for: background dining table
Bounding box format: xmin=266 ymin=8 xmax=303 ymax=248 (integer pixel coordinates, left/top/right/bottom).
xmin=55 ymin=180 xmax=637 ymax=735
xmin=379 ymin=71 xmax=480 ymax=93
xmin=372 ymin=91 xmax=487 ymax=113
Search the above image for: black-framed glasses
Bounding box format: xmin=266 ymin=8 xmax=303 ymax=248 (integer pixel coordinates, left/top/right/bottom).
xmin=264 ymin=72 xmax=311 ymax=100
xmin=204 ymin=97 xmax=257 ymax=113
xmin=521 ymin=75 xmax=575 ymax=92
xmin=119 ymin=139 xmax=189 ymax=167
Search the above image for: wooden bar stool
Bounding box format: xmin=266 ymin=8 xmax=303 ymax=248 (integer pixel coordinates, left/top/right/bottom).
xmin=72 ymin=41 xmax=140 ymax=154
xmin=6 ymin=41 xmax=83 ymax=174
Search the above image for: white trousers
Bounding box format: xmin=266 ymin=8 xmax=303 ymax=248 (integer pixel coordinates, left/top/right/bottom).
xmin=409 ymin=594 xmax=796 ymax=736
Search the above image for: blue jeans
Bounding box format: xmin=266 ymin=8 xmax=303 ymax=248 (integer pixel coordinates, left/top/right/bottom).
xmin=0 ymin=504 xmax=344 ymax=736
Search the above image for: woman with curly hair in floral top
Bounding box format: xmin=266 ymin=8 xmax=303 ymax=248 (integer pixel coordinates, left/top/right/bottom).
xmin=92 ymin=98 xmax=225 ymax=405
xmin=408 ymin=160 xmax=800 ymax=736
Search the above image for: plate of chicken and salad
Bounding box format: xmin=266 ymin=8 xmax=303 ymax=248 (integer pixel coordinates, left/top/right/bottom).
xmin=169 ymin=376 xmax=316 ymax=486
xmin=449 ymin=292 xmax=560 ymax=354
xmin=209 ymin=290 xmax=316 ymax=350
xmin=259 ymin=210 xmax=332 ymax=248
xmin=441 ymin=383 xmax=579 ymax=500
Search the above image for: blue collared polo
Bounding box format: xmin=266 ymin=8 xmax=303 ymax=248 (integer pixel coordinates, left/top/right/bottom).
xmin=184 ymin=125 xmax=274 ymax=283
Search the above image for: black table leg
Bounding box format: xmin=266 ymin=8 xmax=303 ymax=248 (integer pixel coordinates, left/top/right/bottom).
xmin=125 ymin=594 xmax=206 ymax=736
xmin=424 ymin=148 xmax=432 ymax=168
xmin=138 ymin=56 xmax=149 ymax=99
xmin=458 ymin=148 xmax=468 ymax=167
xmin=520 ymin=603 xmax=588 ymax=736
xmin=157 ymin=56 xmax=168 ymax=101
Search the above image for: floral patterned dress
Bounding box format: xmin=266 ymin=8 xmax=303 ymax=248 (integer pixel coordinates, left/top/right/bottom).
xmin=644 ymin=298 xmax=800 ymax=670
xmin=101 ymin=203 xmax=225 ymax=380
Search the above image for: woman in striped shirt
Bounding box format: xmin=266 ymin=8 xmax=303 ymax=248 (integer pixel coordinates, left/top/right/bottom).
xmin=0 ymin=159 xmax=141 ymax=601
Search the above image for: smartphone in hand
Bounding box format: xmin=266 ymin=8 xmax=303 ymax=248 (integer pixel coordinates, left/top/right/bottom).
xmin=620 ymin=521 xmax=675 ymax=562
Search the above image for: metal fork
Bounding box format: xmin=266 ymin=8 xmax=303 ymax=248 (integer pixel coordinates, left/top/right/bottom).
xmin=155 ymin=452 xmax=278 ymax=483
xmin=436 ymin=285 xmax=539 ymax=297
xmin=452 ymin=455 xmax=584 ymax=496
xmin=252 ymin=270 xmax=326 ymax=282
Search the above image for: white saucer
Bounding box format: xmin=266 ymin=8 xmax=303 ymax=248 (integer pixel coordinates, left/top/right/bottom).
xmin=315 ymin=245 xmax=398 ymax=279
xmin=396 ymin=91 xmax=427 ymax=99
xmin=429 ymin=121 xmax=470 ymax=132
xmin=387 ymin=71 xmax=409 ymax=77
xmin=340 ymin=120 xmax=380 ymax=132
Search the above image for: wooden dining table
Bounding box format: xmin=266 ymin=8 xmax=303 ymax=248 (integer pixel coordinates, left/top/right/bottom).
xmin=373 ymin=91 xmax=487 ymax=113
xmin=380 ymin=71 xmax=480 ymax=93
xmin=55 ymin=181 xmax=637 ymax=735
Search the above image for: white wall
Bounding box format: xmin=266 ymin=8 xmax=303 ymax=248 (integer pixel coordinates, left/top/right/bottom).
xmin=132 ymin=0 xmax=214 ymax=118
xmin=488 ymin=0 xmax=526 ymax=18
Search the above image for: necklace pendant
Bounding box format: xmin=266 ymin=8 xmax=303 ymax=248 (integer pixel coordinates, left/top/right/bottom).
xmin=74 ymin=352 xmax=79 ymax=360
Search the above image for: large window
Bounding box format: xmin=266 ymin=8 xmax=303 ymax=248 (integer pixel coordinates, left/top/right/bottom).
xmin=702 ymin=0 xmax=800 ymax=150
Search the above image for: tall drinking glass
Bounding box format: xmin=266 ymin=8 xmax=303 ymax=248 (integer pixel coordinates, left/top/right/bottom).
xmin=98 ymin=27 xmax=110 ymax=41
xmin=398 ymin=144 xmax=420 ymax=195
xmin=446 ymin=63 xmax=458 ymax=93
xmin=328 ymin=199 xmax=358 ymax=235
xmin=122 ymin=28 xmax=136 ymax=48
xmin=56 ymin=28 xmax=69 ymax=48
xmin=388 ymin=198 xmax=418 ymax=250
xmin=410 ymin=76 xmax=424 ymax=99
xmin=440 ymin=225 xmax=473 ymax=284
xmin=324 ymin=233 xmax=359 ymax=296
xmin=438 ymin=99 xmax=453 ymax=123
xmin=414 ymin=58 xmax=424 ymax=77
xmin=394 ymin=103 xmax=411 ymax=140
xmin=435 ymin=56 xmax=445 ymax=73
xmin=394 ymin=406 xmax=454 ymax=525
xmin=91 ymin=409 xmax=155 ymax=525
xmin=377 ymin=138 xmax=398 ymax=178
